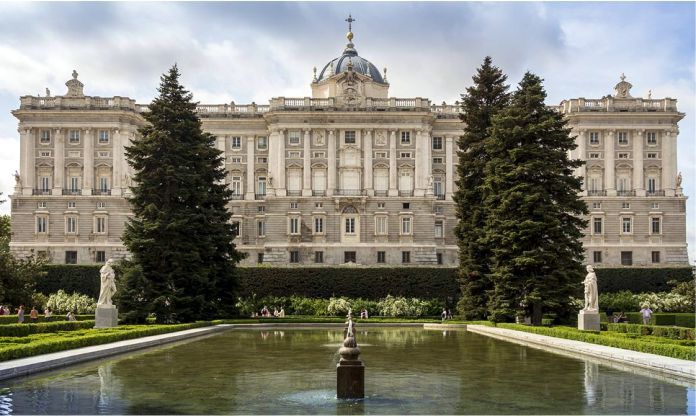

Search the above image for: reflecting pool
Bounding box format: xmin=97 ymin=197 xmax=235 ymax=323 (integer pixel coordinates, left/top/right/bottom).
xmin=0 ymin=328 xmax=692 ymax=414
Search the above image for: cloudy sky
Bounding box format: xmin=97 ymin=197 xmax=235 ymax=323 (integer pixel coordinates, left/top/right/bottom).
xmin=0 ymin=1 xmax=693 ymax=262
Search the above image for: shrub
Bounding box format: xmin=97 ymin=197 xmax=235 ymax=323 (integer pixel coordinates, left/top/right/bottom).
xmin=607 ymin=323 xmax=694 ymax=340
xmin=674 ymin=314 xmax=695 ymax=329
xmin=0 ymin=320 xmax=95 ymax=337
xmin=0 ymin=314 xmax=93 ymax=325
xmin=327 ymin=297 xmax=351 ymax=316
xmin=39 ymin=265 xmax=102 ymax=298
xmin=599 ymin=291 xmax=639 ymax=313
xmin=377 ymin=295 xmax=435 ymax=317
xmin=46 ymin=290 xmax=97 ymax=314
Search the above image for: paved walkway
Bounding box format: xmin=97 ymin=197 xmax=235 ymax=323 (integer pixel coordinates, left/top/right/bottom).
xmin=467 ymin=324 xmax=695 ymax=384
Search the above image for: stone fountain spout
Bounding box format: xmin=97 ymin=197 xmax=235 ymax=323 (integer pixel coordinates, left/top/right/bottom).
xmin=337 ymin=309 xmax=364 ymax=399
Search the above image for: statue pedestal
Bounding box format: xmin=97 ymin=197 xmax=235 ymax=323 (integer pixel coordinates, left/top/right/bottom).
xmin=578 ymin=310 xmax=600 ymax=332
xmin=95 ymin=305 xmax=118 ymax=328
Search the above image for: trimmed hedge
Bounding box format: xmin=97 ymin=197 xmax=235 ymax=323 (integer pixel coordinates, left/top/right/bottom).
xmin=0 ymin=320 xmax=95 ymax=337
xmin=0 ymin=315 xmax=93 ymax=325
xmin=607 ymin=323 xmax=694 ymax=340
xmin=493 ymin=323 xmax=695 ymax=360
xmin=38 ymin=265 xmax=102 ymax=298
xmin=0 ymin=322 xmax=213 ymax=362
xmin=619 ymin=312 xmax=694 ymax=328
xmin=595 ymin=267 xmax=693 ymax=293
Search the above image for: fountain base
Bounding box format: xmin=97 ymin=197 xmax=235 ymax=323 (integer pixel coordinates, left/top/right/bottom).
xmin=337 ymin=360 xmax=364 ymax=399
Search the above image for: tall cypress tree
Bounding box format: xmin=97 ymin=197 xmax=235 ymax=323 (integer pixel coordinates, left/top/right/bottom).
xmin=453 ymin=57 xmax=510 ymax=320
xmin=483 ymin=72 xmax=587 ymax=324
xmin=120 ymin=65 xmax=244 ymax=323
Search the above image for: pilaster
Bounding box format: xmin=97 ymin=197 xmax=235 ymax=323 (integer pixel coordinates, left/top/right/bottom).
xmin=52 ymin=129 xmax=64 ymax=195
xmin=388 ymin=130 xmax=397 ymax=196
xmin=414 ymin=129 xmax=425 ymax=196
xmin=363 ymin=129 xmax=373 ymax=196
xmin=604 ymin=130 xmax=616 ymax=196
xmin=268 ymin=129 xmax=279 ymax=196
xmin=83 ymin=129 xmax=94 ymax=195
xmin=246 ymin=136 xmax=255 ymax=200
xmin=633 ymin=130 xmax=644 ymax=196
xmin=20 ymin=128 xmax=34 ymax=195
xmin=302 ymin=129 xmax=312 ymax=196
xmin=445 ymin=136 xmax=454 ymax=198
xmin=276 ymin=129 xmax=286 ymax=196
xmin=662 ymin=130 xmax=676 ymax=196
xmin=327 ymin=130 xmax=336 ymax=196
xmin=112 ymin=129 xmax=122 ymax=196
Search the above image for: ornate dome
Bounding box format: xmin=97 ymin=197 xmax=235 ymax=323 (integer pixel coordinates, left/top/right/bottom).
xmin=316 ymin=43 xmax=386 ymax=84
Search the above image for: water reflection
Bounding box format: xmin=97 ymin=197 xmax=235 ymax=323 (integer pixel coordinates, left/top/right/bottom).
xmin=0 ymin=328 xmax=690 ymax=415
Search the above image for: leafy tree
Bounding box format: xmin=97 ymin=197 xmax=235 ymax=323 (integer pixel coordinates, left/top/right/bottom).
xmin=0 ymin=212 xmax=45 ymax=307
xmin=120 ymin=65 xmax=245 ymax=323
xmin=453 ymin=57 xmax=510 ymax=320
xmin=483 ymin=72 xmax=587 ymax=324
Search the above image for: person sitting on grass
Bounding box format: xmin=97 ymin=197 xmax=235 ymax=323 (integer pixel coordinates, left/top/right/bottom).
xmin=66 ymin=311 xmax=77 ymax=322
xmin=614 ymin=311 xmax=627 ymax=323
xmin=260 ymin=306 xmax=270 ymax=317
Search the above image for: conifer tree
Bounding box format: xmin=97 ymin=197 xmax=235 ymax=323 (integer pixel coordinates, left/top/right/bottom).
xmin=453 ymin=57 xmax=510 ymax=320
xmin=120 ymin=65 xmax=245 ymax=323
xmin=483 ymin=72 xmax=587 ymax=324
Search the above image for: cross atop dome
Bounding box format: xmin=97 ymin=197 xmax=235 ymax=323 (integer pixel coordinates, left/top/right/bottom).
xmin=345 ymin=14 xmax=356 ymax=42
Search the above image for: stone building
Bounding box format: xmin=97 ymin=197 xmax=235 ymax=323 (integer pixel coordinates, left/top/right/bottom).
xmin=8 ymin=25 xmax=688 ymax=267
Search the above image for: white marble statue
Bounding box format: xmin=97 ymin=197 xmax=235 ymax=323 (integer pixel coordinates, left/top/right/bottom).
xmin=582 ymin=265 xmax=599 ymax=312
xmin=97 ymin=259 xmax=117 ymax=306
xmin=676 ymin=171 xmax=682 ymax=188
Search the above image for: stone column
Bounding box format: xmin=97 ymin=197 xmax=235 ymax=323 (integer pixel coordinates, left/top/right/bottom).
xmin=662 ymin=130 xmax=676 ymax=196
xmin=246 ymin=136 xmax=255 ymax=200
xmin=363 ymin=129 xmax=373 ymax=196
xmin=52 ymin=129 xmax=64 ymax=195
xmin=604 ymin=130 xmax=615 ymax=196
xmin=445 ymin=136 xmax=454 ymax=198
xmin=277 ymin=129 xmax=286 ymax=196
xmin=20 ymin=128 xmax=34 ymax=195
xmin=388 ymin=130 xmax=397 ymax=196
xmin=424 ymin=129 xmax=433 ymax=196
xmin=633 ymin=130 xmax=644 ymax=196
xmin=112 ymin=129 xmax=122 ymax=196
xmin=575 ymin=130 xmax=586 ymax=193
xmin=303 ymin=129 xmax=312 ymax=196
xmin=83 ymin=129 xmax=94 ymax=195
xmin=327 ymin=130 xmax=336 ymax=196
xmin=268 ymin=129 xmax=279 ymax=195
xmin=414 ymin=129 xmax=425 ymax=196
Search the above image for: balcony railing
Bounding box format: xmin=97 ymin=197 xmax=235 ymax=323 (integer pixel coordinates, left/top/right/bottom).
xmin=255 ymin=193 xmax=266 ymax=200
xmin=286 ymin=190 xmax=302 ymax=196
xmin=436 ymin=194 xmax=446 ymax=200
xmin=399 ymin=190 xmax=414 ymax=197
xmin=374 ymin=190 xmax=388 ymax=197
xmin=587 ymin=190 xmax=607 ymax=196
xmin=646 ymin=190 xmax=665 ymax=197
xmin=32 ymin=189 xmax=51 ymax=195
xmin=617 ymin=190 xmax=636 ymax=197
xmin=62 ymin=189 xmax=82 ymax=196
xmin=230 ymin=194 xmax=244 ymax=200
xmin=335 ymin=189 xmax=364 ymax=196
xmin=93 ymin=189 xmax=111 ymax=196
xmin=558 ymin=97 xmax=678 ymax=114
xmin=312 ymin=190 xmax=326 ymax=197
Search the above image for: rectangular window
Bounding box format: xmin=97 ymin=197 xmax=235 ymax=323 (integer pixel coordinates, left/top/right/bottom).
xmin=289 ymin=251 xmax=300 ymax=263
xmin=375 ymin=151 xmax=388 ymax=159
xmin=98 ymin=177 xmax=109 ymax=192
xmin=437 ymin=253 xmax=443 ymax=265
xmin=400 ymin=152 xmax=412 ymax=158
xmin=432 ymin=157 xmax=444 ymax=164
xmin=257 ymin=177 xmax=267 ymax=196
xmin=313 ymin=151 xmax=326 ymax=158
xmin=435 ymin=220 xmax=444 ymax=238
xmin=97 ymin=151 xmax=110 ymax=158
xmin=618 ymin=152 xmax=629 ymax=159
xmin=257 ymin=157 xmax=268 ymax=164
xmin=647 ymin=152 xmax=658 ymax=159
xmin=96 ymin=201 xmax=106 ymax=209
xmin=40 ymin=151 xmax=52 ymax=157
xmin=377 ymin=251 xmax=386 ymax=264
xmin=289 ymin=217 xmax=300 ymax=235
xmin=98 ymin=130 xmax=110 ymax=144
xmin=38 ymin=202 xmax=47 ymax=209
xmin=344 ymin=131 xmax=356 ymax=144
xmin=230 ymin=157 xmax=242 ymax=164
xmin=288 ymin=131 xmax=301 ymax=145
xmin=401 ymin=131 xmax=411 ymax=144
xmin=435 ymin=206 xmax=444 ymax=215
xmin=647 ymin=178 xmax=657 ymax=193
xmin=402 ymin=203 xmax=410 ymax=210
xmin=621 ymin=202 xmax=630 ymax=209
xmin=589 ymin=132 xmax=600 ymax=145
xmin=375 ymin=216 xmax=388 ymax=235
xmin=593 ymin=251 xmax=602 ymax=263
xmin=231 ymin=221 xmax=240 ymax=238
xmin=651 ymin=202 xmax=659 ymax=209
xmin=621 ymin=251 xmax=633 ymax=266
xmin=344 ymin=251 xmax=356 ymax=263
xmin=651 ymin=217 xmax=661 ymax=234
xmin=651 ymin=251 xmax=660 ymax=263
xmin=40 ymin=176 xmax=51 ymax=191
xmin=617 ymin=131 xmax=628 ymax=145
xmin=402 ymin=251 xmax=411 ymax=263
xmin=70 ymin=177 xmax=79 ymax=191
xmin=315 ymin=251 xmax=324 ymax=264
xmin=96 ymin=251 xmax=106 ymax=263
xmin=257 ymin=137 xmax=268 ymax=150
xmin=40 ymin=130 xmax=51 ymax=144
xmin=68 ymin=151 xmax=80 ymax=158
xmin=230 ymin=136 xmax=241 ymax=148
xmin=288 ymin=151 xmax=301 ymax=158
xmin=36 ymin=216 xmax=48 ymax=234
xmin=377 ymin=202 xmax=385 ymax=209
xmin=67 ymin=201 xmax=76 ymax=209
xmin=315 ymin=202 xmax=323 ymax=208
xmin=66 ymin=216 xmax=77 ymax=234
xmin=68 ymin=130 xmax=80 ymax=144
xmin=290 ymin=202 xmax=299 ymax=209
xmin=621 ymin=217 xmax=632 ymax=234
xmin=314 ymin=217 xmax=324 ymax=234
xmin=257 ymin=253 xmax=264 ymax=264
xmin=433 ymin=179 xmax=443 ymax=196
xmin=345 ymin=218 xmax=355 ymax=234
xmin=257 ymin=220 xmax=266 ymax=237
xmin=592 ymin=202 xmax=601 ymax=209
xmin=257 ymin=205 xmax=265 ymax=213
xmin=432 ymin=137 xmax=443 ymax=150
xmin=593 ymin=217 xmax=603 ymax=234
xmin=401 ymin=217 xmax=412 ymax=235
xmin=646 ymin=132 xmax=657 ymax=145
xmin=65 ymin=251 xmax=77 ymax=265
xmin=617 ymin=177 xmax=629 ymax=192
xmin=95 ymin=217 xmax=107 ymax=234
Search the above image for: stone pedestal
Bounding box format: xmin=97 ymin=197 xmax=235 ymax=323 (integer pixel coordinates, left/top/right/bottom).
xmin=337 ymin=361 xmax=364 ymax=399
xmin=578 ymin=310 xmax=600 ymax=331
xmin=95 ymin=305 xmax=118 ymax=328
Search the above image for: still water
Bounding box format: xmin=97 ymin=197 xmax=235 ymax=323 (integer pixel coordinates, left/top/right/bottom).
xmin=0 ymin=328 xmax=692 ymax=414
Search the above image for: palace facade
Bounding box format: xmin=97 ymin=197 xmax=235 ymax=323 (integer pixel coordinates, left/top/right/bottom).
xmin=8 ymin=27 xmax=688 ymax=267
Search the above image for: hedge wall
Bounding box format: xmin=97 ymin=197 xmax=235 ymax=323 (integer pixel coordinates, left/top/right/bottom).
xmin=595 ymin=267 xmax=693 ymax=293
xmin=40 ymin=265 xmax=692 ymax=299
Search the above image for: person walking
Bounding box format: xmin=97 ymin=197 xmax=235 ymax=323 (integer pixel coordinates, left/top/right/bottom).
xmin=639 ymin=304 xmax=653 ymax=325
xmin=17 ymin=305 xmax=25 ymax=324
xmin=29 ymin=307 xmax=39 ymax=323
xmin=44 ymin=307 xmax=53 ymax=322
